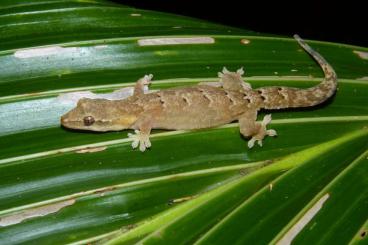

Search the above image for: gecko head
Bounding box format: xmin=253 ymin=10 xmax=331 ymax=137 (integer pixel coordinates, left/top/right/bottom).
xmin=60 ymin=98 xmax=139 ymax=131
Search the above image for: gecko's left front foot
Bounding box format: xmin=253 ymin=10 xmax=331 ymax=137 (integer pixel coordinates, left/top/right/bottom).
xmin=128 ymin=130 xmax=151 ymax=152
xmin=247 ymin=114 xmax=277 ymax=148
xmin=133 ymin=74 xmax=153 ymax=97
xmin=140 ymin=74 xmax=153 ymax=86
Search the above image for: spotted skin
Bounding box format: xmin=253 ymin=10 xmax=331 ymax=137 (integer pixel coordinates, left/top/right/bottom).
xmin=61 ymin=35 xmax=337 ymax=151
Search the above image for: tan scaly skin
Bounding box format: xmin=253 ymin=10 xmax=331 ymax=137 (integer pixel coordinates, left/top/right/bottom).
xmin=61 ymin=35 xmax=337 ymax=151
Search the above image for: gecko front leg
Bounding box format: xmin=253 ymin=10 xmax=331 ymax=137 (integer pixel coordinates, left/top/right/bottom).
xmin=128 ymin=113 xmax=157 ymax=152
xmin=238 ymin=110 xmax=277 ymax=148
xmin=133 ymin=74 xmax=153 ymax=97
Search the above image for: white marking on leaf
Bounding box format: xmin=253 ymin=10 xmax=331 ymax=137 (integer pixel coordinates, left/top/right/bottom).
xmin=0 ymin=199 xmax=75 ymax=227
xmin=138 ymin=37 xmax=215 ymax=46
xmin=94 ymin=45 xmax=108 ymax=49
xmin=353 ymin=50 xmax=368 ymax=60
xmin=357 ymin=76 xmax=368 ymax=80
xmin=276 ymin=193 xmax=330 ymax=245
xmin=75 ymin=146 xmax=107 ymax=153
xmin=55 ymin=86 xmax=149 ymax=106
xmin=240 ymin=39 xmax=251 ymax=45
xmin=14 ymin=46 xmax=78 ymax=59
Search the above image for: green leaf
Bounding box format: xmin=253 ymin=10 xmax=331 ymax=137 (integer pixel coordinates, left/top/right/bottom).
xmin=0 ymin=1 xmax=367 ymax=244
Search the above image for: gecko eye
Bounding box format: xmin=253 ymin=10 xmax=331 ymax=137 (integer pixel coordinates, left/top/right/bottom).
xmin=83 ymin=116 xmax=95 ymax=126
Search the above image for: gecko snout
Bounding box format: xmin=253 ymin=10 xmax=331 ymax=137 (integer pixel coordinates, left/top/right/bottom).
xmin=60 ymin=112 xmax=73 ymax=126
xmin=60 ymin=115 xmax=68 ymax=125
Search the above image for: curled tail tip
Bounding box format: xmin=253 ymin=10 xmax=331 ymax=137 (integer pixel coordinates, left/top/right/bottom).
xmin=293 ymin=34 xmax=309 ymax=48
xmin=293 ymin=34 xmax=301 ymax=40
xmin=294 ymin=34 xmax=306 ymax=45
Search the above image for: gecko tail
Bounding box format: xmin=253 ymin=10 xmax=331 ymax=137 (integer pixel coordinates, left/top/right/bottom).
xmin=258 ymin=35 xmax=338 ymax=110
xmin=293 ymin=34 xmax=337 ymax=95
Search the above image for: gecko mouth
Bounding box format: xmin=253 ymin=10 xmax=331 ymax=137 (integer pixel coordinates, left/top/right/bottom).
xmin=60 ymin=116 xmax=126 ymax=132
xmin=60 ymin=115 xmax=69 ymax=125
xmin=60 ymin=114 xmax=89 ymax=130
xmin=60 ymin=116 xmax=83 ymax=129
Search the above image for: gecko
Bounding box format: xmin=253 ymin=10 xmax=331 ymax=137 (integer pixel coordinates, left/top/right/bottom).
xmin=60 ymin=35 xmax=337 ymax=151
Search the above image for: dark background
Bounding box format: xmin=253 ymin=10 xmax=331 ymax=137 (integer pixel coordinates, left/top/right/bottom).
xmin=112 ymin=0 xmax=366 ymax=47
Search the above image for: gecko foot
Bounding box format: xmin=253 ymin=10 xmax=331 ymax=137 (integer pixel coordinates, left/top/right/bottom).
xmin=134 ymin=74 xmax=153 ymax=96
xmin=140 ymin=74 xmax=153 ymax=86
xmin=247 ymin=114 xmax=277 ymax=148
xmin=217 ymin=67 xmax=252 ymax=91
xmin=128 ymin=130 xmax=151 ymax=152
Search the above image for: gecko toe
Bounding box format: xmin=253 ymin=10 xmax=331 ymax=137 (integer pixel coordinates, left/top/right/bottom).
xmin=139 ymin=137 xmax=151 ymax=152
xmin=141 ymin=74 xmax=153 ymax=86
xmin=128 ymin=133 xmax=139 ymax=149
xmin=131 ymin=140 xmax=139 ymax=149
xmin=262 ymin=114 xmax=272 ymax=125
xmin=236 ymin=67 xmax=245 ymax=76
xmin=144 ymin=138 xmax=152 ymax=148
xmin=247 ymin=138 xmax=256 ymax=148
xmin=267 ymin=129 xmax=277 ymax=137
xmin=139 ymin=142 xmax=146 ymax=152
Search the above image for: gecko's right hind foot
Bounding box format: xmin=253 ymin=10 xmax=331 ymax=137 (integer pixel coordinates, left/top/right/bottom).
xmin=247 ymin=114 xmax=277 ymax=148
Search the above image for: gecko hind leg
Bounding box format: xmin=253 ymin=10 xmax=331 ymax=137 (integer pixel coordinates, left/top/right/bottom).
xmin=218 ymin=67 xmax=252 ymax=91
xmin=239 ymin=111 xmax=277 ymax=148
xmin=128 ymin=129 xmax=151 ymax=152
xmin=133 ymin=74 xmax=153 ymax=96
